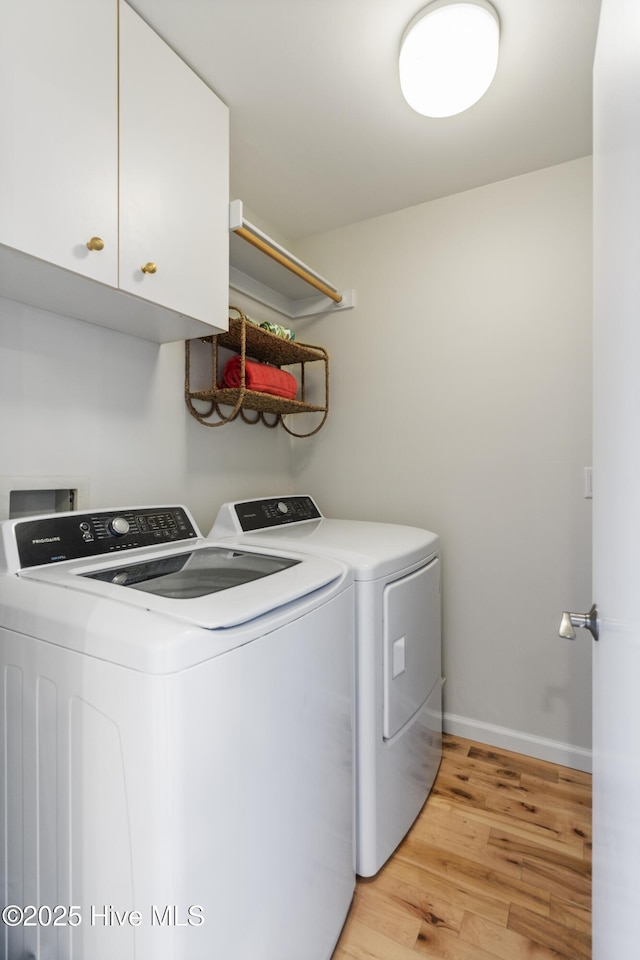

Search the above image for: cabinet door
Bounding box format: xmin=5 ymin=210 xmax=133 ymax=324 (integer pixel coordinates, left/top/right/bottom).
xmin=0 ymin=0 xmax=118 ymax=285
xmin=118 ymin=1 xmax=229 ymax=329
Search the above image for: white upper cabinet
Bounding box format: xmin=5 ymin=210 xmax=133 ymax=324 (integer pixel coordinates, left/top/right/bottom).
xmin=0 ymin=0 xmax=229 ymax=342
xmin=0 ymin=0 xmax=119 ymax=285
xmin=118 ymin=1 xmax=228 ymax=328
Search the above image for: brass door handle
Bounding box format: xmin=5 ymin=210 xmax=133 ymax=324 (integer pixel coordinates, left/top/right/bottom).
xmin=141 ymin=262 xmax=157 ymax=274
xmin=86 ymin=236 xmax=105 ymax=251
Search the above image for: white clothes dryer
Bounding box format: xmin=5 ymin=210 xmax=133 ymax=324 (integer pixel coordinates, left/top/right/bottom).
xmin=210 ymin=495 xmax=442 ymax=877
xmin=0 ymin=505 xmax=354 ymax=960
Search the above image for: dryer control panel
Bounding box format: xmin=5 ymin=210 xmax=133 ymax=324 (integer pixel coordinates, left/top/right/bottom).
xmin=234 ymin=496 xmax=322 ymax=532
xmin=15 ymin=507 xmax=197 ymax=568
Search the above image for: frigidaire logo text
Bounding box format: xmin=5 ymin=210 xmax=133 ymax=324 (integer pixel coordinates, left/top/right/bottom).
xmin=32 ymin=537 xmax=62 ymax=544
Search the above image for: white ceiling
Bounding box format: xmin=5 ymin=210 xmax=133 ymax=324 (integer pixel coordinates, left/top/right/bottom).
xmin=129 ymin=0 xmax=602 ymax=242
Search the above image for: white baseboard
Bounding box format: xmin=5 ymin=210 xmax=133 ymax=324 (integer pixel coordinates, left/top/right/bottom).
xmin=443 ymin=712 xmax=592 ymax=774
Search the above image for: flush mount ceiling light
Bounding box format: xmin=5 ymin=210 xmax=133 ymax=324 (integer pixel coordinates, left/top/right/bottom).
xmin=399 ymin=0 xmax=500 ymax=118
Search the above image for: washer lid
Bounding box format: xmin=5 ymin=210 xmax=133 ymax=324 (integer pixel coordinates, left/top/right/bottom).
xmin=17 ymin=540 xmax=347 ymax=630
xmin=83 ymin=545 xmax=300 ymax=599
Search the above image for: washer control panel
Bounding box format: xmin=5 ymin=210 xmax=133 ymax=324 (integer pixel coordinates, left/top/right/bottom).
xmin=15 ymin=507 xmax=197 ymax=568
xmin=234 ymin=496 xmax=322 ymax=532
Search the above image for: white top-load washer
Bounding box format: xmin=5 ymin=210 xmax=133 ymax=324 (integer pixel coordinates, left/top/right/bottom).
xmin=0 ymin=505 xmax=355 ymax=960
xmin=210 ymin=495 xmax=442 ymax=877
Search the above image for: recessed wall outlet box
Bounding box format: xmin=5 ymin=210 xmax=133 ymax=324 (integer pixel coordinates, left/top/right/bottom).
xmin=0 ymin=476 xmax=89 ymax=520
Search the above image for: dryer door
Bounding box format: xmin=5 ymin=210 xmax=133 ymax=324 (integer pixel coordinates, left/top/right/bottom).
xmin=383 ymin=557 xmax=441 ymax=740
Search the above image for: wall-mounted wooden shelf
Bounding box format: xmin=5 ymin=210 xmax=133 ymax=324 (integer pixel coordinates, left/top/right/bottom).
xmin=229 ymin=200 xmax=355 ymax=319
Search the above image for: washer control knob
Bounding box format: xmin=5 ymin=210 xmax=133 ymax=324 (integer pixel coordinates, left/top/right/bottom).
xmin=277 ymin=501 xmax=289 ymax=514
xmin=109 ymin=516 xmax=130 ymax=538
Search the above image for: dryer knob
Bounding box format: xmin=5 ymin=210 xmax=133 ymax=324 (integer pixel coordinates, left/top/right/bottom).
xmin=277 ymin=501 xmax=289 ymax=514
xmin=109 ymin=516 xmax=130 ymax=537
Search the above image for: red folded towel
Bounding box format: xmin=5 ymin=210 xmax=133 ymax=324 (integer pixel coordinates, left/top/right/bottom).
xmin=221 ymin=355 xmax=297 ymax=400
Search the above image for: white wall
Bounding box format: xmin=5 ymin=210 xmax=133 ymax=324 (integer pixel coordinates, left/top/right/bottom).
xmin=294 ymin=158 xmax=594 ymax=769
xmin=0 ymin=297 xmax=295 ymax=535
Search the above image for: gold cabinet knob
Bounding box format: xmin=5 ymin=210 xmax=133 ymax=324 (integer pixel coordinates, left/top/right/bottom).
xmin=141 ymin=262 xmax=157 ymax=275
xmin=86 ymin=236 xmax=105 ymax=251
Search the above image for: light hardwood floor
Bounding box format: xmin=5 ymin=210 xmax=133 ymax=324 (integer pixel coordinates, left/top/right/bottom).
xmin=332 ymin=734 xmax=591 ymax=960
